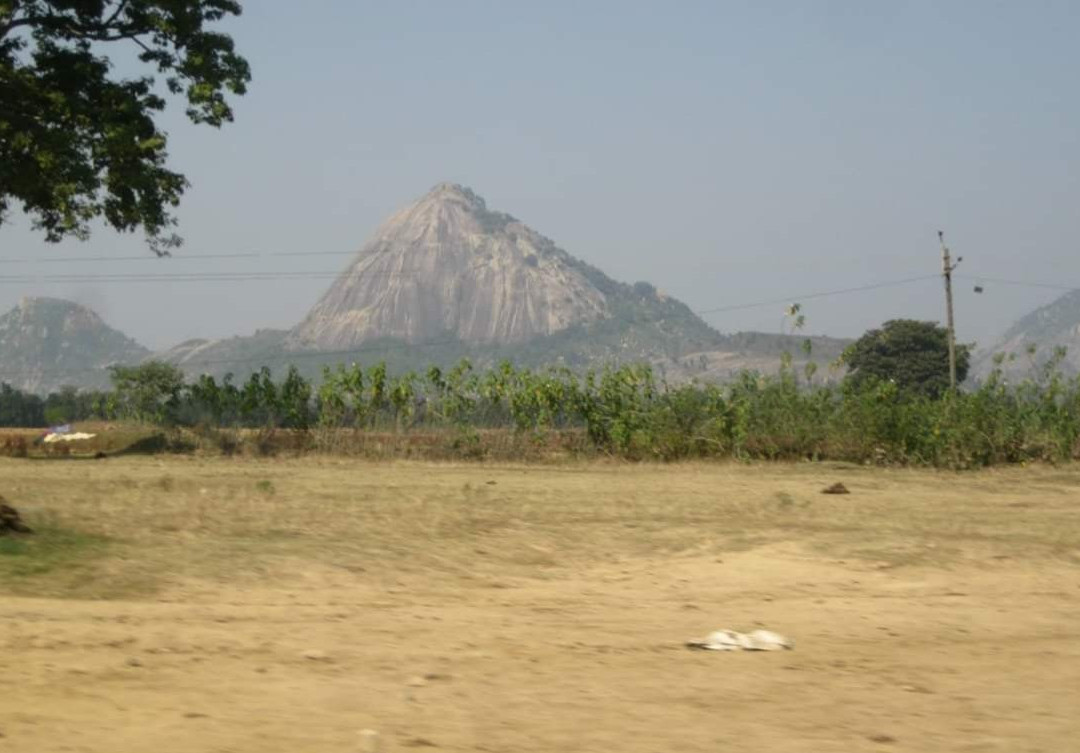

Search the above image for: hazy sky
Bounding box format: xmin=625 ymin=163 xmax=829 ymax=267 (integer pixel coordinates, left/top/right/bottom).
xmin=2 ymin=1 xmax=1078 ymax=350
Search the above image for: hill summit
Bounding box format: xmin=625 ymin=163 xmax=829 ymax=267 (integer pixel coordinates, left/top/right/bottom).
xmin=290 ymin=183 xmax=613 ymax=349
xmin=0 ymin=297 xmax=150 ymax=393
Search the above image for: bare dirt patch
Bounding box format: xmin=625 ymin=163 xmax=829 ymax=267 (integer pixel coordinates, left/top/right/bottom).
xmin=1 ymin=458 xmax=1078 ymax=752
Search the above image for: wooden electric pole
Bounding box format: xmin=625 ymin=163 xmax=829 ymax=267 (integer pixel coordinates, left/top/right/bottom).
xmin=938 ymin=231 xmax=961 ymax=392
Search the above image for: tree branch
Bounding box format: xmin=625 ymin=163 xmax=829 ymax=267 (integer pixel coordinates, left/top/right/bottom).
xmin=2 ymin=5 xmax=144 ymax=45
xmin=0 ymin=16 xmax=34 ymax=42
xmin=103 ymin=0 xmax=132 ymax=29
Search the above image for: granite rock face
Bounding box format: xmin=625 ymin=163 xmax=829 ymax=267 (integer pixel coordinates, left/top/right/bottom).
xmin=289 ymin=183 xmax=610 ymax=349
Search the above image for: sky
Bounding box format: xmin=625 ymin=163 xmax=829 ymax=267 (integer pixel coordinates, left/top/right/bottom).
xmin=2 ymin=0 xmax=1078 ymax=350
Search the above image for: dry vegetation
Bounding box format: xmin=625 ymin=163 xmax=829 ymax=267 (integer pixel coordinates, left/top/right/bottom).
xmin=1 ymin=456 xmax=1079 ymax=752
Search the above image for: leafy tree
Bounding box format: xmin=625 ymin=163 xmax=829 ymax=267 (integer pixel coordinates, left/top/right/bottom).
xmin=185 ymin=372 xmax=239 ymax=425
xmin=843 ymin=319 xmax=970 ymax=398
xmin=109 ymin=360 xmax=185 ymax=423
xmin=0 ymin=1 xmax=250 ymax=252
xmin=241 ymin=366 xmax=276 ymax=425
xmin=388 ymin=371 xmax=418 ymax=427
xmin=43 ymin=384 xmax=105 ymax=423
xmin=278 ymin=365 xmax=312 ymax=429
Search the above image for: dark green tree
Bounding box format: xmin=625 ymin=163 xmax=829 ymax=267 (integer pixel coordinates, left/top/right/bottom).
xmin=0 ymin=382 xmax=45 ymax=426
xmin=43 ymin=384 xmax=105 ymax=423
xmin=0 ymin=1 xmax=250 ymax=252
xmin=843 ymin=319 xmax=971 ymax=398
xmin=278 ymin=366 xmax=312 ymax=429
xmin=109 ymin=360 xmax=185 ymax=423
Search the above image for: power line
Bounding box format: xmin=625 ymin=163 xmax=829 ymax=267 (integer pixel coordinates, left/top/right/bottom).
xmin=0 ymin=272 xmax=938 ymax=380
xmin=1 ymin=254 xmax=1063 ymax=299
xmin=0 ymin=271 xmax=940 ymax=378
xmin=0 ymin=250 xmax=359 ymax=264
xmin=0 ymin=266 xmax=951 ymax=381
xmin=0 ymin=266 xmax=938 ymax=313
xmin=3 ymin=246 xmax=1070 ymax=297
xmin=694 ymin=274 xmax=940 ymax=315
xmin=955 ymin=274 xmax=1080 ymax=293
xmin=0 ymin=271 xmax=381 ymax=284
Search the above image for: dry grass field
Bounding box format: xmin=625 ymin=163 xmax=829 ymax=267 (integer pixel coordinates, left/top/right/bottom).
xmin=1 ymin=456 xmax=1079 ymax=752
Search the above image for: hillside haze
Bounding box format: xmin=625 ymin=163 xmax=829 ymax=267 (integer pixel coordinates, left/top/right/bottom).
xmin=0 ymin=297 xmax=150 ymax=393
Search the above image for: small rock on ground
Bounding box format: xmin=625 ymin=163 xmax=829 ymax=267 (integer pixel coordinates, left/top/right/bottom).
xmin=0 ymin=499 xmax=33 ymax=534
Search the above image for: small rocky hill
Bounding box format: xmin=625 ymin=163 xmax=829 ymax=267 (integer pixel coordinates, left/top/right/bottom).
xmin=972 ymin=290 xmax=1080 ymax=382
xmin=0 ymin=297 xmax=150 ymax=394
xmin=155 ymin=329 xmax=290 ymax=374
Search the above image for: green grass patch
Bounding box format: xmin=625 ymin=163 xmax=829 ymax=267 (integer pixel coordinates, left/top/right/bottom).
xmin=0 ymin=521 xmax=113 ymax=596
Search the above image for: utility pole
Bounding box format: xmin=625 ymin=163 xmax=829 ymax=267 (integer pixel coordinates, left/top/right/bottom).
xmin=938 ymin=231 xmax=961 ymax=392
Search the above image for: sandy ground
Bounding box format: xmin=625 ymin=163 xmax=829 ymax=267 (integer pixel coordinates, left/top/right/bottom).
xmin=1 ymin=459 xmax=1079 ymax=752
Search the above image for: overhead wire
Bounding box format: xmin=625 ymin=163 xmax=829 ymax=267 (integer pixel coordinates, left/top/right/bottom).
xmin=0 ymin=250 xmax=359 ymax=264
xmin=694 ymin=274 xmax=941 ymax=315
xmin=0 ymin=271 xmax=395 ymax=283
xmin=954 ymin=274 xmax=1080 ymax=293
xmin=0 ymin=270 xmax=942 ymax=378
xmin=0 ymin=256 xmax=941 ymax=315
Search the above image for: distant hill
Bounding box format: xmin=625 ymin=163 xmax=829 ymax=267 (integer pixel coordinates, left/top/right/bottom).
xmin=287 ymin=182 xmax=723 ymax=357
xmin=154 ymin=329 xmax=291 ymax=376
xmin=972 ymin=290 xmax=1080 ymax=382
xmin=0 ymin=297 xmax=150 ymax=394
xmin=291 ymin=183 xmax=613 ymax=348
xmin=152 ymin=183 xmax=847 ymax=381
xmin=3 ymin=186 xmax=853 ymax=391
xmin=152 ymin=326 xmax=849 ymax=385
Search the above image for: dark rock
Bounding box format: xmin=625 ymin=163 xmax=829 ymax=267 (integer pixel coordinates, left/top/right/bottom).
xmin=821 ymin=482 xmax=851 ymax=495
xmin=868 ymin=734 xmax=897 ymax=744
xmin=0 ymin=498 xmax=33 ymax=534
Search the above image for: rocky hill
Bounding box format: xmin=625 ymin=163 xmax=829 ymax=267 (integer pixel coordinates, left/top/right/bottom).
xmin=972 ymin=290 xmax=1080 ymax=382
xmin=153 ymin=184 xmax=848 ymax=381
xmin=0 ymin=297 xmax=150 ymax=394
xmin=291 ymin=183 xmax=674 ymax=349
xmin=3 ymin=186 xmax=852 ymax=390
xmin=158 ymin=183 xmax=728 ymax=377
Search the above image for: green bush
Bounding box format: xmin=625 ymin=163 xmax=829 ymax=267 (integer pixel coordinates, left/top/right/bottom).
xmin=6 ymin=355 xmax=1079 ymax=468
